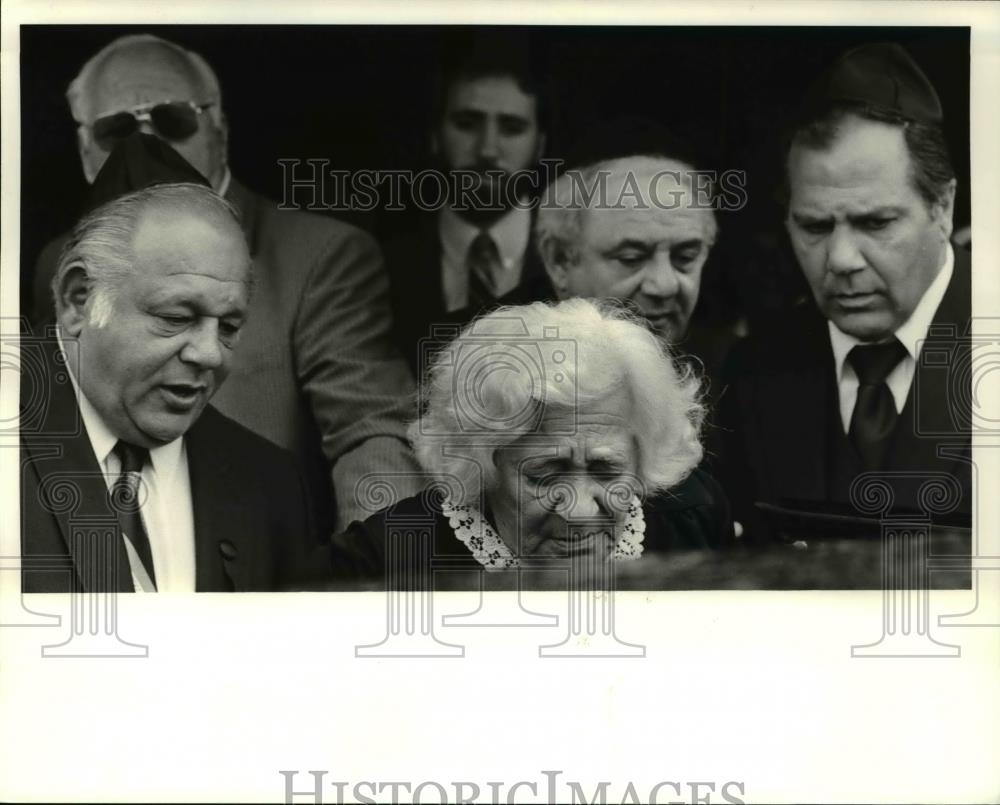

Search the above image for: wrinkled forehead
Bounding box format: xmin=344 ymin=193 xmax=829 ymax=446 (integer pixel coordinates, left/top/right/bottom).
xmin=507 ymin=387 xmax=637 ymax=458
xmin=89 ymin=43 xmax=205 ymax=117
xmin=787 ymin=116 xmax=914 ymax=200
xmin=133 ymin=204 xmax=250 ymax=280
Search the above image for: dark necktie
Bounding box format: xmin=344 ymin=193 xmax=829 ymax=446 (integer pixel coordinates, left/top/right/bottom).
xmin=847 ymin=338 xmax=908 ymax=471
xmin=112 ymin=440 xmax=157 ymax=589
xmin=467 ymin=231 xmax=502 ymax=311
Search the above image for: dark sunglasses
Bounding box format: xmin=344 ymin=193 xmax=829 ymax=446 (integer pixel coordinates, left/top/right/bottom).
xmin=91 ymin=100 xmax=215 ymax=148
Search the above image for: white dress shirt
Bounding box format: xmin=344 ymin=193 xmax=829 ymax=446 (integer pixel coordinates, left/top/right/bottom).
xmin=828 ymin=244 xmax=955 ymax=433
xmin=62 ymin=341 xmax=197 ymax=591
xmin=438 ymin=204 xmax=532 ymax=312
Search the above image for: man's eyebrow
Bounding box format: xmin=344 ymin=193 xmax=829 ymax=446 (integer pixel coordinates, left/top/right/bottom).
xmin=790 ymin=211 xmax=831 ymax=223
xmin=671 ymin=238 xmax=705 ymax=251
xmin=497 ymin=112 xmax=530 ymax=125
xmin=848 ymin=206 xmax=906 ymax=219
xmin=606 ymin=238 xmax=655 ymax=252
xmin=146 ymin=293 xmax=195 ymax=308
xmin=146 ymin=292 xmax=246 ymax=317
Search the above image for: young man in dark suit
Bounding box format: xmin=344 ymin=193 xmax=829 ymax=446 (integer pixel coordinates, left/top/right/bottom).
xmin=382 ymin=32 xmax=550 ymax=377
xmin=22 ymin=183 xmax=329 ymax=592
xmin=716 ymin=43 xmax=972 ymax=544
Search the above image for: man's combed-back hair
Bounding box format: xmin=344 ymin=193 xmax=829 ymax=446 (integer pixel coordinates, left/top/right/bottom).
xmin=535 ymin=154 xmax=718 ymax=272
xmin=53 ymin=183 xmax=245 ymax=327
xmin=431 ymin=29 xmax=549 ymax=131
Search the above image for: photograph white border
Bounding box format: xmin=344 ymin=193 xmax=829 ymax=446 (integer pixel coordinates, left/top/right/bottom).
xmin=2 ymin=2 xmax=998 ymax=803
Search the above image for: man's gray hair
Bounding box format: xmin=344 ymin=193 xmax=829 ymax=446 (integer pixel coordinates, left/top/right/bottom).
xmin=535 ymin=156 xmax=718 ymax=266
xmin=67 ymin=34 xmax=222 ymax=125
xmin=410 ymin=298 xmax=705 ymax=506
xmin=53 ymin=183 xmax=245 ymax=328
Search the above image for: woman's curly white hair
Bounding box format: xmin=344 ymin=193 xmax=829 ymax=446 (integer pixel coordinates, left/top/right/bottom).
xmin=410 ymin=298 xmax=705 ymax=506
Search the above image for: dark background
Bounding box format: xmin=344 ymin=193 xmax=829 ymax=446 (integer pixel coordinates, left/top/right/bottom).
xmin=19 ymin=25 xmax=970 ymax=326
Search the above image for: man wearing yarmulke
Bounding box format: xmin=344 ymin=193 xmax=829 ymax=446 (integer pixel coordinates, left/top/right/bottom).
xmin=716 ymin=43 xmax=972 ymax=546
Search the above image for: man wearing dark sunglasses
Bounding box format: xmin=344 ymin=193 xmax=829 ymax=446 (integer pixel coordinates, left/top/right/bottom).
xmin=69 ymin=37 xmax=228 ymax=190
xmin=90 ymin=99 xmax=216 ymax=153
xmin=30 ymin=33 xmax=425 ymax=534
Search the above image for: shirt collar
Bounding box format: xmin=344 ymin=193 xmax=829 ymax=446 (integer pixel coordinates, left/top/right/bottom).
xmin=828 ymin=242 xmax=954 ymax=380
xmin=56 ymin=329 xmax=186 ymax=480
xmin=439 ymin=204 xmax=532 ymax=270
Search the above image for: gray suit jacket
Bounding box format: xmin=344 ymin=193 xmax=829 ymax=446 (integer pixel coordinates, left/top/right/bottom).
xmin=31 ymin=176 xmax=425 ymax=531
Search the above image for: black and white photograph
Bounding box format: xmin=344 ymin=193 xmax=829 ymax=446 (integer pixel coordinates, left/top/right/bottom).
xmin=1 ymin=2 xmax=998 ymax=803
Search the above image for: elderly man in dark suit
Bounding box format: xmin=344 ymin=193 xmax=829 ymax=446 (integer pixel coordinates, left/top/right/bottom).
xmin=533 ymin=119 xmax=718 ymax=349
xmin=716 ymin=43 xmax=972 ymax=544
xmin=30 ymin=33 xmax=423 ymax=531
xmin=22 ymin=183 xmax=329 ymax=592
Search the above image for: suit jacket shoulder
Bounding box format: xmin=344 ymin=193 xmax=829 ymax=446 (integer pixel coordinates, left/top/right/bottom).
xmin=210 ymin=177 xmax=422 ymax=532
xmin=721 ymin=298 xmax=831 ymax=378
xmin=644 ymin=467 xmax=734 ymax=552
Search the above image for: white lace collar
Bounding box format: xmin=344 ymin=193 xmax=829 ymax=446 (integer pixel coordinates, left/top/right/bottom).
xmin=439 ymin=493 xmax=646 ymax=571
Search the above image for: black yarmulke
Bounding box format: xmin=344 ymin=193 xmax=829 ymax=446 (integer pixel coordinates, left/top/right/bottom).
xmin=86 ymin=132 xmax=211 ymax=213
xmin=802 ymin=42 xmax=943 ymax=124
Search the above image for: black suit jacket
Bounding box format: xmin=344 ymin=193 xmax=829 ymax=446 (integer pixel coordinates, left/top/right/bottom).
xmin=382 ymin=209 xmax=550 ymax=376
xmin=30 ymin=177 xmax=422 ymax=533
xmin=714 ymin=247 xmax=973 ymax=543
xmin=20 ymin=339 xmax=328 ymax=592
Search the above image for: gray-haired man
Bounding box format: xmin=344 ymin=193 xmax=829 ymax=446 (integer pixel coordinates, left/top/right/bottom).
xmin=23 ymin=184 xmax=328 ymax=592
xmin=31 ymin=34 xmax=424 ymax=531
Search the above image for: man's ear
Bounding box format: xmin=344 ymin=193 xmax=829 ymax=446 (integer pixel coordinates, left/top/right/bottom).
xmin=538 ymin=238 xmax=573 ymax=300
xmin=208 ymin=110 xmax=230 ymax=191
xmin=935 ymin=179 xmax=957 ymax=241
xmin=55 ymin=263 xmax=93 ymax=337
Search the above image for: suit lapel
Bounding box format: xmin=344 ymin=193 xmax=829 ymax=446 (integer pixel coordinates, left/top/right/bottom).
xmin=893 ymin=247 xmax=972 ymax=475
xmin=758 ymin=308 xmax=833 ymax=503
xmin=23 ymin=340 xmax=132 ymax=592
xmin=187 ymin=408 xmax=262 ymax=591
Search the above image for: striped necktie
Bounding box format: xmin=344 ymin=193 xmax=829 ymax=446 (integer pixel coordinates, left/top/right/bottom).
xmin=467 ymin=230 xmax=502 ymax=311
xmin=112 ymin=440 xmax=157 ymax=589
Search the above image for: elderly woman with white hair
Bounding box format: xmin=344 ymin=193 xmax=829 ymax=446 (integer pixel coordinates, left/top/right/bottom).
xmin=330 ymin=298 xmax=731 ymax=586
